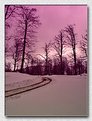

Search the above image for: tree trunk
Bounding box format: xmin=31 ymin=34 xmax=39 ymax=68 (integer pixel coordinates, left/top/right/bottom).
xmin=20 ymin=20 xmax=27 ymax=72
xmin=14 ymin=58 xmax=17 ymax=71
xmin=45 ymin=57 xmax=48 ymax=75
xmin=73 ymin=48 xmax=77 ymax=75
xmin=60 ymin=32 xmax=63 ymax=74
xmin=45 ymin=44 xmax=48 ymax=75
xmin=13 ymin=43 xmax=18 ymax=72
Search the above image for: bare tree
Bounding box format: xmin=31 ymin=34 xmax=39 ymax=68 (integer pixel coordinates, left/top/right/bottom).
xmin=5 ymin=5 xmax=20 ymax=70
xmin=53 ymin=30 xmax=65 ymax=74
xmin=9 ymin=37 xmax=22 ymax=71
xmin=5 ymin=5 xmax=16 ymax=29
xmin=5 ymin=36 xmax=12 ymax=55
xmin=25 ymin=52 xmax=33 ymax=67
xmin=5 ymin=5 xmax=16 ymax=56
xmin=65 ymin=25 xmax=77 ymax=75
xmin=39 ymin=42 xmax=51 ymax=75
xmin=44 ymin=43 xmax=50 ymax=74
xmin=81 ymin=32 xmax=87 ymax=58
xmin=76 ymin=59 xmax=84 ymax=75
xmin=16 ymin=6 xmax=41 ymax=72
xmin=13 ymin=39 xmax=22 ymax=71
xmin=5 ymin=5 xmax=16 ymax=20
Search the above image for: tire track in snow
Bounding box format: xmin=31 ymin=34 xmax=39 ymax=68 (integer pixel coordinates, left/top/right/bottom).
xmin=5 ymin=77 xmax=52 ymax=97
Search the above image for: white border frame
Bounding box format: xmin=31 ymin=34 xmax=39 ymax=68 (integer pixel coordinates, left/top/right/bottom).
xmin=0 ymin=0 xmax=92 ymax=120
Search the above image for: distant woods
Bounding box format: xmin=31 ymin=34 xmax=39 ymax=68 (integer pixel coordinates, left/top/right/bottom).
xmin=5 ymin=5 xmax=87 ymax=75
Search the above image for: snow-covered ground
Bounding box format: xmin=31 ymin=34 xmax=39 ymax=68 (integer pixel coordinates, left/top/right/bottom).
xmin=5 ymin=72 xmax=42 ymax=91
xmin=5 ymin=72 xmax=88 ymax=116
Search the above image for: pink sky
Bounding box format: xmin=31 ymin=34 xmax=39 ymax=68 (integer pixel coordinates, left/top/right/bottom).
xmin=7 ymin=5 xmax=87 ymax=58
xmin=32 ymin=5 xmax=87 ymax=56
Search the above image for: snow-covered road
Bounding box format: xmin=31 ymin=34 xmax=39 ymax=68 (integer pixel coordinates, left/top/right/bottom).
xmin=5 ymin=77 xmax=52 ymax=97
xmin=5 ymin=72 xmax=88 ymax=116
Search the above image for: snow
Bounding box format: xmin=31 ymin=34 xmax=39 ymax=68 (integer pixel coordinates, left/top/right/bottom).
xmin=5 ymin=72 xmax=42 ymax=91
xmin=5 ymin=72 xmax=88 ymax=116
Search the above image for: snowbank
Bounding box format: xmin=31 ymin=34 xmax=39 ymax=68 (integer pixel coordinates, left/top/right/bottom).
xmin=5 ymin=72 xmax=42 ymax=91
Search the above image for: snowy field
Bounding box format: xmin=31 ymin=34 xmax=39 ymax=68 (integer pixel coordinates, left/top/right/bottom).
xmin=5 ymin=72 xmax=43 ymax=91
xmin=5 ymin=72 xmax=88 ymax=116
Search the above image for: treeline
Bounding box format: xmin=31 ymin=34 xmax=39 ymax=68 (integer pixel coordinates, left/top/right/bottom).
xmin=5 ymin=5 xmax=87 ymax=75
xmin=24 ymin=58 xmax=87 ymax=75
xmin=6 ymin=56 xmax=87 ymax=75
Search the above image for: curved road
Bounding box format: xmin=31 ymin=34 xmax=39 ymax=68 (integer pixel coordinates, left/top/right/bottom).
xmin=5 ymin=77 xmax=52 ymax=97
